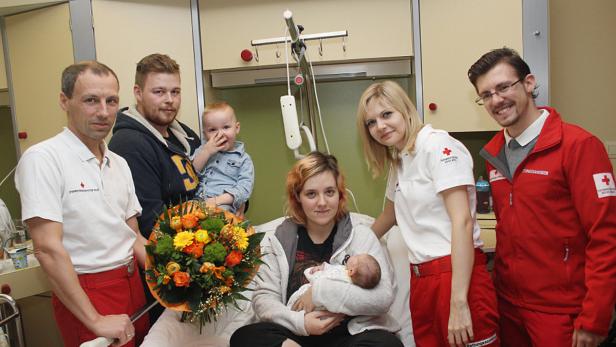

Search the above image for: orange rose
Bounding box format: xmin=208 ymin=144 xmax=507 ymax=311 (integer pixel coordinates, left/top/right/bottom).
xmin=183 ymin=242 xmax=204 ymax=258
xmin=170 ymin=216 xmax=182 ymax=231
xmin=173 ymin=271 xmax=190 ymax=287
xmin=181 ymin=213 xmax=200 ymax=229
xmin=224 ymin=250 xmax=243 ymax=267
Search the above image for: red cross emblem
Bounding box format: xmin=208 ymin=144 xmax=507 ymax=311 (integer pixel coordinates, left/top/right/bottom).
xmin=602 ymin=175 xmax=611 ymax=185
xmin=80 ymin=182 xmax=85 ymax=188
xmin=443 ymin=147 xmax=452 ymax=156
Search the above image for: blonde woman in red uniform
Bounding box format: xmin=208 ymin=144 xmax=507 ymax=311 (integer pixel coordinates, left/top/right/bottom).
xmin=356 ymin=80 xmax=498 ymax=347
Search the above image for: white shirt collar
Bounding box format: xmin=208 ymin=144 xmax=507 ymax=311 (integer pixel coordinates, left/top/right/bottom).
xmin=61 ymin=128 xmax=110 ymax=167
xmin=504 ymin=109 xmax=549 ymax=147
xmin=398 ymin=124 xmax=431 ymax=158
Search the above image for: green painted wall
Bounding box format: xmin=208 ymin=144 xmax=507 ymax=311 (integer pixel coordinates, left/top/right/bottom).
xmin=210 ymin=77 xmax=413 ymax=225
xmin=0 ymin=106 xmax=20 ymax=219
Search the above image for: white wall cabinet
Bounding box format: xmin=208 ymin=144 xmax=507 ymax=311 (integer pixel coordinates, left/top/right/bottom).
xmin=419 ymin=0 xmax=523 ymax=131
xmin=92 ymin=0 xmax=201 ymax=133
xmin=200 ymin=0 xmax=413 ymax=71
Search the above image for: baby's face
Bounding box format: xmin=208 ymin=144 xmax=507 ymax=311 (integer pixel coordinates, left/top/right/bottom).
xmin=203 ymin=108 xmax=240 ymax=151
xmin=345 ymin=255 xmax=361 ymax=273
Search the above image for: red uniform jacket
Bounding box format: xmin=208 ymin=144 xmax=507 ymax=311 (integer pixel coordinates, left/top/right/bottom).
xmin=480 ymin=107 xmax=616 ymax=335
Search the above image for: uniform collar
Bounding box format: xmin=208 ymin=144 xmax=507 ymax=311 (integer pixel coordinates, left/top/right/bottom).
xmin=399 ymin=124 xmax=430 ymax=158
xmin=504 ymin=108 xmax=549 ymax=147
xmin=61 ymin=128 xmax=111 ymax=167
xmin=482 ymin=106 xmax=562 ymax=158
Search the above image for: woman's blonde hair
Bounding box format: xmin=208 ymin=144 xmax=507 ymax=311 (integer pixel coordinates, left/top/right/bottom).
xmin=285 ymin=152 xmax=348 ymax=226
xmin=356 ymin=80 xmax=423 ymax=177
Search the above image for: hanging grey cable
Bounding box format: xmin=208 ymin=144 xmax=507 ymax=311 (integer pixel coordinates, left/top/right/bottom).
xmin=305 ymin=49 xmax=331 ymax=154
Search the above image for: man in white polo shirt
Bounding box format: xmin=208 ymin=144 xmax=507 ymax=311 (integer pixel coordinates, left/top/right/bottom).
xmin=15 ymin=61 xmax=149 ymax=347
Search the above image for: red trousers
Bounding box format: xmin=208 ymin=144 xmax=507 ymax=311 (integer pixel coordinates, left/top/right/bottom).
xmin=499 ymin=297 xmax=575 ymax=347
xmin=52 ymin=260 xmax=149 ymax=347
xmin=410 ymin=249 xmax=499 ymax=347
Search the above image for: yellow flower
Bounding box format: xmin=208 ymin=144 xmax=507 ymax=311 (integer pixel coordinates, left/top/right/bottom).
xmin=162 ymin=275 xmax=171 ymax=285
xmin=166 ymin=262 xmax=181 ymax=275
xmin=195 ymin=229 xmax=211 ymax=244
xmin=219 ymin=286 xmax=231 ymax=294
xmin=233 ymin=226 xmax=249 ymax=251
xmin=173 ymin=231 xmax=194 ymax=250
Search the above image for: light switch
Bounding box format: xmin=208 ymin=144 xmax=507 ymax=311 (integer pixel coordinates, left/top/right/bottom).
xmin=604 ymin=141 xmax=616 ymax=159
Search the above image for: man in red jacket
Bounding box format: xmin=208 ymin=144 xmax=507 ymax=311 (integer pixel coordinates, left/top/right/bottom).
xmin=467 ymin=47 xmax=616 ymax=347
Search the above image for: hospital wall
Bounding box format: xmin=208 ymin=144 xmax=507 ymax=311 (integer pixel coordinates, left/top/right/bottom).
xmin=549 ymin=0 xmax=616 ymax=168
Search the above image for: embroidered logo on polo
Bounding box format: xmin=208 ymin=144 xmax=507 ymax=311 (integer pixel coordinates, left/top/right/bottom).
xmin=522 ymin=168 xmax=549 ymax=176
xmin=489 ymin=169 xmax=506 ymax=182
xmin=593 ymin=172 xmax=616 ymax=198
xmin=439 ymin=147 xmax=458 ymax=164
xmin=68 ymin=181 xmax=99 ymax=194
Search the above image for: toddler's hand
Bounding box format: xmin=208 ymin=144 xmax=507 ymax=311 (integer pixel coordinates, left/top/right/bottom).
xmin=204 ymin=131 xmax=226 ymax=155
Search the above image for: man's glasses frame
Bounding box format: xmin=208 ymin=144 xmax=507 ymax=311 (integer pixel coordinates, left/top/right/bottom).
xmin=475 ymin=78 xmax=523 ymax=106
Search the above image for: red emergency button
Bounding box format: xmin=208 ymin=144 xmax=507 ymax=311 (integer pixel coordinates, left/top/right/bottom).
xmin=18 ymin=131 xmax=28 ymax=139
xmin=240 ymin=49 xmax=253 ymax=62
xmin=1 ymin=284 xmax=11 ymax=295
xmin=428 ymin=103 xmax=438 ymax=111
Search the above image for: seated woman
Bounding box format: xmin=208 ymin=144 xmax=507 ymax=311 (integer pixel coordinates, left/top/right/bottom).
xmin=230 ymin=152 xmax=402 ymax=347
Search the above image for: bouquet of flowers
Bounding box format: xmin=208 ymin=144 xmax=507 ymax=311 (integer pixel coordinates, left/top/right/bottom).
xmin=144 ymin=200 xmax=265 ymax=329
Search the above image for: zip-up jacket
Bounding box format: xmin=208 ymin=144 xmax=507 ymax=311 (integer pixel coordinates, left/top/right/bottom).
xmin=480 ymin=107 xmax=616 ymax=335
xmin=253 ymin=214 xmax=400 ymax=336
xmin=109 ymin=106 xmax=201 ymax=238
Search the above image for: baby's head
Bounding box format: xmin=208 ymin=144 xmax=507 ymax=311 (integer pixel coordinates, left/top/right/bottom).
xmin=202 ymin=101 xmax=240 ymax=151
xmin=346 ymin=253 xmax=381 ymax=289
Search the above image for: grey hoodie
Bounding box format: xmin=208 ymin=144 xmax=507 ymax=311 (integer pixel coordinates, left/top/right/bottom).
xmin=253 ymin=214 xmax=400 ymax=336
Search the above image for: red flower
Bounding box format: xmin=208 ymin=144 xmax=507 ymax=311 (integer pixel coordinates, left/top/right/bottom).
xmin=224 ymin=250 xmax=243 ymax=267
xmin=173 ymin=271 xmax=190 ymax=287
xmin=183 ymin=242 xmax=204 ymax=258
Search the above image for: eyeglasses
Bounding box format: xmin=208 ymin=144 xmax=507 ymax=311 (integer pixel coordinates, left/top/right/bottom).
xmin=475 ymin=79 xmax=523 ymax=105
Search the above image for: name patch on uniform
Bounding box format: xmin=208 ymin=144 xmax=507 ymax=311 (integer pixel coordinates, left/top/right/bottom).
xmin=593 ymin=172 xmax=616 ymax=198
xmin=489 ymin=169 xmax=506 ymax=182
xmin=439 ymin=147 xmax=458 ymax=164
xmin=522 ymin=169 xmax=549 ymax=176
